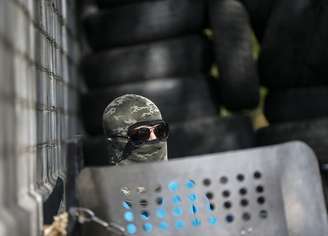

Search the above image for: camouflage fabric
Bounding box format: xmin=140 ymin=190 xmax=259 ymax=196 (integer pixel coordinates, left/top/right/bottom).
xmin=103 ymin=94 xmax=168 ymax=164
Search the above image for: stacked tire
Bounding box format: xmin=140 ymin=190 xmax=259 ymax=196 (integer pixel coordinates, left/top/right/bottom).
xmin=250 ymin=0 xmax=328 ymax=202
xmin=253 ymin=0 xmax=328 ymax=165
xmin=79 ymin=0 xmax=259 ymax=164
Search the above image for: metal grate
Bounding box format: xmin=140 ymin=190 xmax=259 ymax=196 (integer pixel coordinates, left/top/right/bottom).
xmin=79 ymin=142 xmax=328 ymax=236
xmin=0 ymin=0 xmax=80 ymax=235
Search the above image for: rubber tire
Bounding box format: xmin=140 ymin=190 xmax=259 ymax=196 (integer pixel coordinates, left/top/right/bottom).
xmin=82 ymin=136 xmax=113 ymax=166
xmin=81 ymin=116 xmax=255 ymax=162
xmin=264 ymin=87 xmax=328 ymax=124
xmin=168 ymin=115 xmax=255 ymax=159
xmin=43 ymin=178 xmax=64 ymax=224
xmin=97 ymin=0 xmax=151 ymax=8
xmin=81 ymin=76 xmax=220 ymax=135
xmin=80 ymin=35 xmax=212 ymax=88
xmin=239 ymin=0 xmax=276 ymax=42
xmin=82 ymin=0 xmax=206 ymax=50
xmin=77 ymin=0 xmax=98 ymax=19
xmin=259 ymin=0 xmax=328 ymax=89
xmin=209 ymin=0 xmax=260 ymax=110
xmin=256 ymin=118 xmax=328 ymax=164
xmin=322 ymin=166 xmax=328 ymax=206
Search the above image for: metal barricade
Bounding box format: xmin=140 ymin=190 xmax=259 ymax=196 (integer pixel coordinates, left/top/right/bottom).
xmin=78 ymin=142 xmax=328 ymax=236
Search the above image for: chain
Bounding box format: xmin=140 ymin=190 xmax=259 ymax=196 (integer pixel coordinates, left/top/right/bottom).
xmin=43 ymin=207 xmax=126 ymax=236
xmin=69 ymin=207 xmax=126 ymax=236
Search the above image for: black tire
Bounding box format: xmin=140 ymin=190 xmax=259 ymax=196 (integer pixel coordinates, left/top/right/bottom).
xmin=82 ymin=0 xmax=206 ymax=50
xmin=322 ymin=167 xmax=328 ymax=206
xmin=259 ymin=0 xmax=328 ymax=89
xmin=264 ymin=87 xmax=328 ymax=123
xmin=80 ymin=35 xmax=212 ymax=88
xmin=43 ymin=178 xmax=64 ymax=224
xmin=81 ymin=76 xmax=220 ymax=135
xmin=97 ymin=0 xmax=150 ymax=8
xmin=239 ymin=0 xmax=276 ymax=42
xmin=209 ymin=0 xmax=260 ymax=110
xmin=81 ymin=116 xmax=255 ymax=163
xmin=77 ymin=0 xmax=98 ymax=19
xmin=82 ymin=136 xmax=113 ymax=166
xmin=256 ymin=118 xmax=328 ymax=164
xmin=168 ymin=115 xmax=255 ymax=159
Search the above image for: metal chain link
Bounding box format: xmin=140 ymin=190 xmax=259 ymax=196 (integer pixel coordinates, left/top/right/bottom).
xmin=69 ymin=207 xmax=126 ymax=236
xmin=43 ymin=208 xmax=126 ymax=236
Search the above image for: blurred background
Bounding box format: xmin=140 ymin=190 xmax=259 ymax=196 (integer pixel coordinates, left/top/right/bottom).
xmin=0 ymin=0 xmax=327 ymax=235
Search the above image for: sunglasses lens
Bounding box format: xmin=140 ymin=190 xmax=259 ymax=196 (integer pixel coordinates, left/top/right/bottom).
xmin=154 ymin=123 xmax=169 ymax=139
xmin=130 ymin=127 xmax=150 ymax=144
xmin=128 ymin=121 xmax=169 ymax=145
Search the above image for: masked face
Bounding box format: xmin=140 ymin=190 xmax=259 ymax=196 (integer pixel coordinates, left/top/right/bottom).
xmin=103 ymin=94 xmax=168 ymax=165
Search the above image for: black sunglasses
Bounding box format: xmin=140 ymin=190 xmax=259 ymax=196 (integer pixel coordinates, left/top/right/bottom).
xmin=109 ymin=120 xmax=169 ymax=145
xmin=127 ymin=120 xmax=169 ymax=145
xmin=108 ymin=120 xmax=169 ymax=164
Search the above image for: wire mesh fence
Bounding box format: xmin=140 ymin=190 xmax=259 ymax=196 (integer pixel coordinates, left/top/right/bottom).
xmin=0 ymin=0 xmax=80 ymax=235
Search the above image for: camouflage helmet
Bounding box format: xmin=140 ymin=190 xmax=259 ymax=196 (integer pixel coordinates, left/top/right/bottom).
xmin=103 ymin=94 xmax=168 ymax=165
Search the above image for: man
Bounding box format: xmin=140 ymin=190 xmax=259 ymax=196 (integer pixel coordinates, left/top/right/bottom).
xmin=103 ymin=94 xmax=169 ymax=164
xmin=77 ymin=94 xmax=169 ymax=235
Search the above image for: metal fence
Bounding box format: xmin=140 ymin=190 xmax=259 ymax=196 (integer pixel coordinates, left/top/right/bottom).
xmin=0 ymin=0 xmax=80 ymax=235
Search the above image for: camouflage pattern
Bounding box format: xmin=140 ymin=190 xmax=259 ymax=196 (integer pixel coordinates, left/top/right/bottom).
xmin=103 ymin=94 xmax=168 ymax=164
